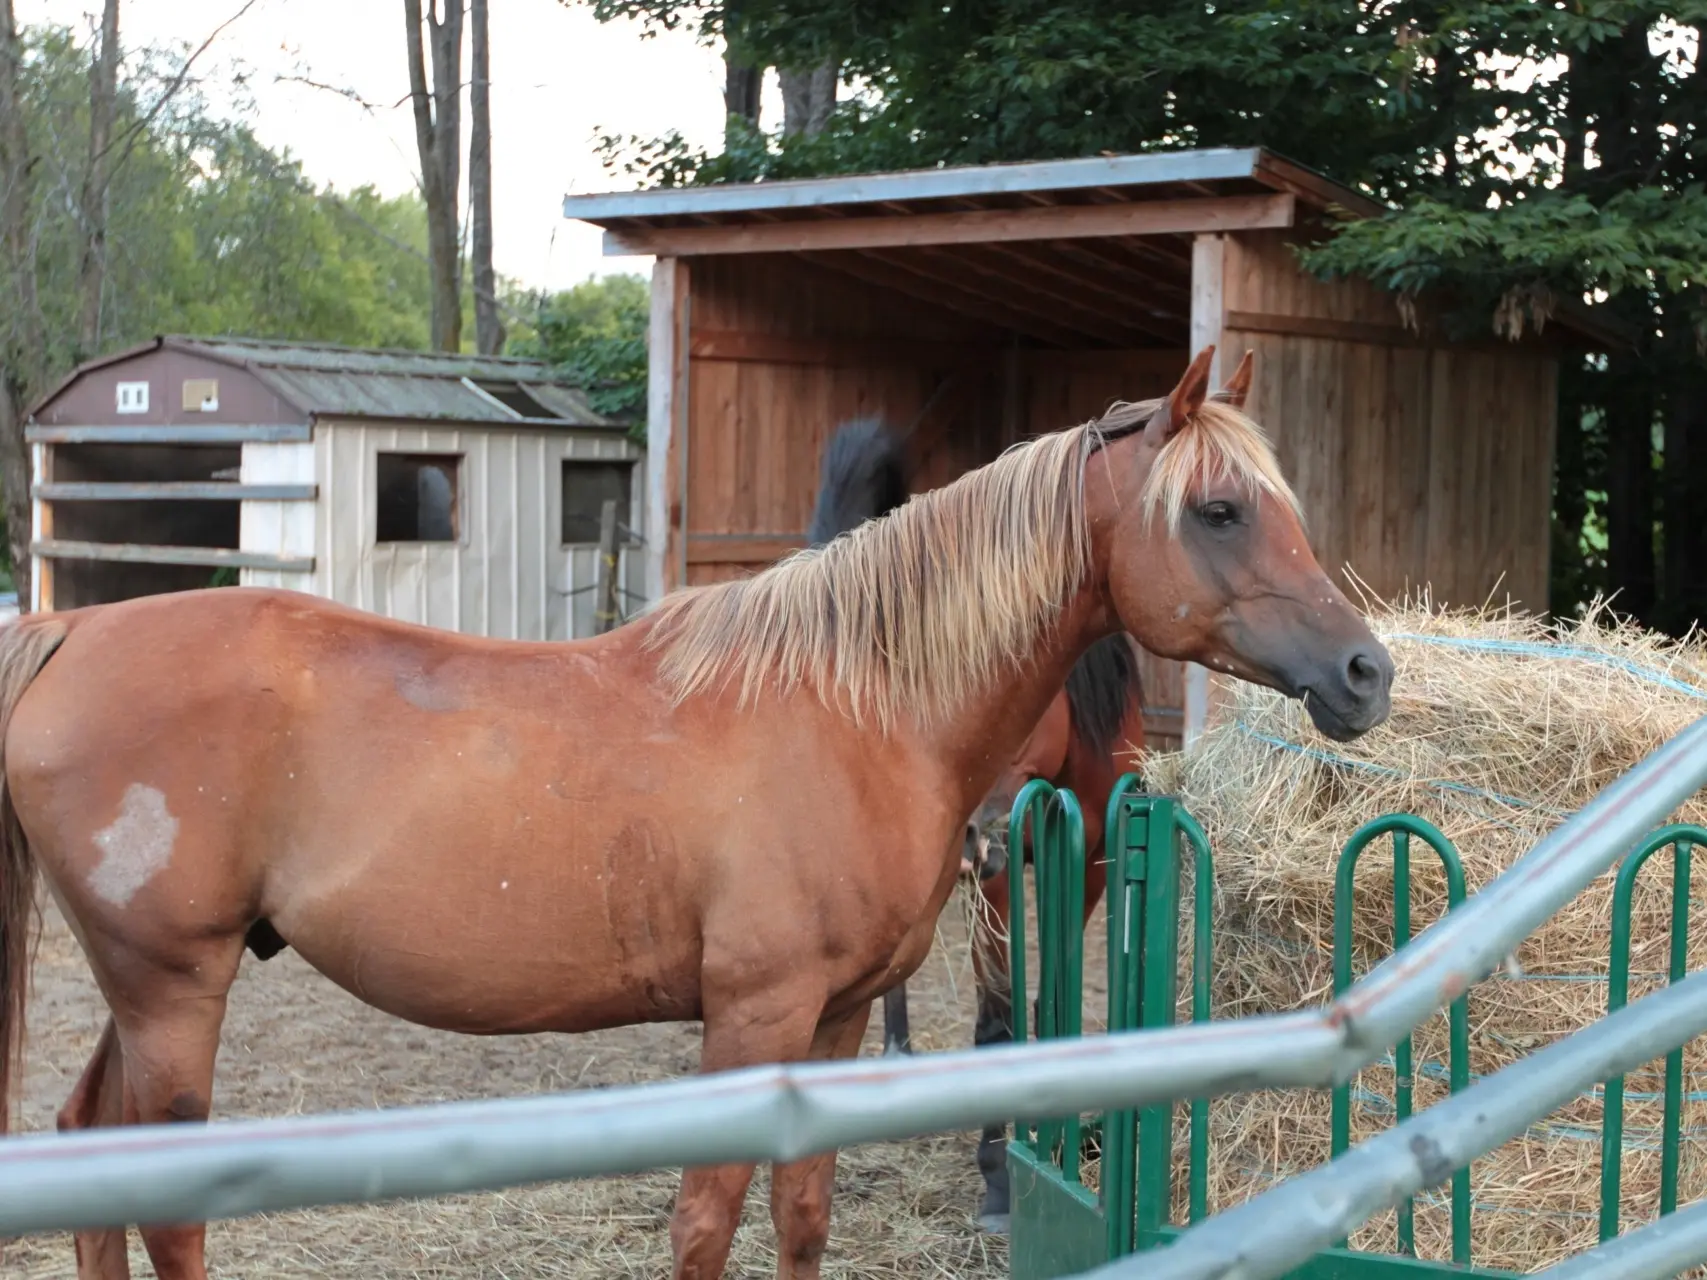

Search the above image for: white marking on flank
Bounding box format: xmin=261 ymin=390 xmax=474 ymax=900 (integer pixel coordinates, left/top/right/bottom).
xmin=89 ymin=784 xmax=180 ymax=908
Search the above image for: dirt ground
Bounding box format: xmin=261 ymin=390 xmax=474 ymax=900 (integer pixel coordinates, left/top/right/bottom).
xmin=6 ymin=884 xmax=1068 ymax=1280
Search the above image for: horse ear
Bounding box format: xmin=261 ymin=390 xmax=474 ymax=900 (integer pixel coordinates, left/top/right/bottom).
xmin=1221 ymin=349 xmax=1254 ymax=410
xmin=1146 ymin=345 xmax=1216 ymax=445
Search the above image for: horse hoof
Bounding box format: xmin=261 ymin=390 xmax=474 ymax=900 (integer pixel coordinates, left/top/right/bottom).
xmin=977 ymin=1211 xmax=1010 ymax=1236
xmin=882 ymin=1039 xmax=913 ymax=1058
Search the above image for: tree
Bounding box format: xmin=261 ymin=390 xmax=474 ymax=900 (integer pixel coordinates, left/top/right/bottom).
xmin=0 ymin=15 xmax=444 ymax=597
xmin=469 ymin=0 xmax=502 ymax=355
xmin=0 ymin=0 xmax=45 ymax=600
xmin=75 ymin=0 xmax=119 ymax=353
xmin=589 ymin=0 xmax=1707 ymax=633
xmin=507 ymin=273 xmax=648 ymax=437
xmin=403 ymin=0 xmax=464 ymax=351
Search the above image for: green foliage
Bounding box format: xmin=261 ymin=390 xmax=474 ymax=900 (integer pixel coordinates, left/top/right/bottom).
xmin=507 ymin=274 xmax=649 ymax=439
xmin=5 ymin=21 xmax=435 ymax=391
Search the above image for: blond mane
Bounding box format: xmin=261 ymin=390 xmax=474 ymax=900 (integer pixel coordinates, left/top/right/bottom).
xmin=642 ymin=395 xmax=1297 ymax=731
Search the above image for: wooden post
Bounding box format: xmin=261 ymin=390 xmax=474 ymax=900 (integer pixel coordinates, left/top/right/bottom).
xmin=29 ymin=440 xmax=51 ymax=613
xmin=594 ymin=498 xmax=620 ymax=634
xmin=644 ymin=257 xmax=690 ymax=602
xmin=1183 ymin=233 xmax=1227 ymax=748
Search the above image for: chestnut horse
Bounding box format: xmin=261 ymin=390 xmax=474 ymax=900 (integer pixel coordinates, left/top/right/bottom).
xmin=795 ymin=414 xmax=1149 ymax=1094
xmin=0 ymin=346 xmax=1393 ymax=1280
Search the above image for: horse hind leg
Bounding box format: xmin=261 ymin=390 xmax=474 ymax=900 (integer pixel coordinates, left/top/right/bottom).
xmin=880 ymin=985 xmax=912 ymax=1056
xmin=57 ymin=1019 xmax=133 ymax=1278
xmin=99 ymin=935 xmax=243 ymax=1280
xmin=969 ymin=869 xmax=1015 ymax=1235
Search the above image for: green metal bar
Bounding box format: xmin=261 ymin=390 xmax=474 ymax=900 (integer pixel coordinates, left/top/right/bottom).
xmin=1601 ymin=822 xmax=1707 ymax=1243
xmin=1035 ymin=786 xmax=1065 ymax=1163
xmin=1178 ymin=807 xmax=1216 ymax=1225
xmin=1102 ymin=774 xmax=1149 ymax=1262
xmin=1331 ymin=815 xmax=1469 ymax=1261
xmin=1057 ymin=789 xmax=1088 ymax=1181
xmin=1393 ymin=830 xmax=1415 ymax=1256
xmin=1006 ymin=778 xmax=1052 ymax=1151
xmin=1135 ymin=796 xmax=1182 ymax=1249
xmin=1662 ymin=839 xmax=1692 ymax=1217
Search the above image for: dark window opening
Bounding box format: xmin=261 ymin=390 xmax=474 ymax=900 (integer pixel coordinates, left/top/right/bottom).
xmin=377 ymin=453 xmax=460 ymax=543
xmin=49 ymin=442 xmax=244 ymax=609
xmin=474 ymin=380 xmax=558 ymax=421
xmin=562 ymin=460 xmax=634 ymax=545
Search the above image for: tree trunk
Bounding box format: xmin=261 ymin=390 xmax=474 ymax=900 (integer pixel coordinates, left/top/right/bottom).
xmin=1659 ymin=351 xmax=1707 ymax=633
xmin=1603 ymin=352 xmax=1656 ymax=623
xmin=468 ymin=0 xmax=501 ymax=355
xmin=780 ymin=61 xmax=836 ymax=137
xmin=722 ymin=0 xmax=761 ymax=143
xmin=403 ymin=0 xmax=463 ymax=352
xmin=0 ymin=0 xmax=41 ymax=609
xmin=724 ymin=58 xmax=761 ymax=139
xmin=76 ymin=0 xmax=120 ymax=357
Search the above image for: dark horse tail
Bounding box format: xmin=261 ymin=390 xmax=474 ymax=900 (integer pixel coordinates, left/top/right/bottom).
xmin=806 ymin=417 xmax=909 ymax=547
xmin=0 ymin=615 xmax=67 ymax=1133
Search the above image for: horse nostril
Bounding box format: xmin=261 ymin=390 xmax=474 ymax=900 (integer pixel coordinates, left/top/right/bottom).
xmin=1344 ymin=649 xmax=1386 ymax=697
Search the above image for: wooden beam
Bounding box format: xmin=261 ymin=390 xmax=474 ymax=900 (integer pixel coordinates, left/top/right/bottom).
xmin=686 ymin=534 xmax=806 ymax=565
xmin=1253 ymin=152 xmax=1389 ymax=220
xmin=906 ymin=243 xmax=1159 ymax=345
xmin=971 ymin=241 xmax=1187 ymax=341
xmin=1225 ymin=309 xmax=1423 ymax=347
xmin=1184 ymin=234 xmax=1227 ymax=748
xmin=33 ymin=482 xmax=318 ymax=501
xmin=31 ymin=540 xmax=314 ymax=572
xmin=25 ymin=423 xmax=311 ymax=444
xmin=602 ymin=194 xmax=1296 ymax=257
xmin=1225 ymin=308 xmax=1584 ymax=354
xmin=799 ymin=251 xmax=1085 ymax=348
xmin=860 ymin=247 xmax=1112 ymax=348
xmin=688 ymin=330 xmax=991 ymax=368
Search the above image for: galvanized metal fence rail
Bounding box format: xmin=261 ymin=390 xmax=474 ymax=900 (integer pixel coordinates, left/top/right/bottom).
xmin=0 ymin=714 xmax=1704 ymax=1277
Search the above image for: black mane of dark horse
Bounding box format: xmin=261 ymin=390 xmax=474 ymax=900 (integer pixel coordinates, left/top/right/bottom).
xmin=805 ymin=417 xmax=910 ymax=547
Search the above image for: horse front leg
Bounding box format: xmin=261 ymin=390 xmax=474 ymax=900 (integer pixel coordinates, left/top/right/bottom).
xmin=671 ymin=978 xmax=827 ymax=1280
xmin=769 ymin=1003 xmax=873 ymax=1279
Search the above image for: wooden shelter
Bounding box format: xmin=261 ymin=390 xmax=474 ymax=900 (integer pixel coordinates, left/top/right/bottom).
xmin=27 ymin=335 xmax=645 ymax=639
xmin=562 ymin=146 xmax=1610 ymax=748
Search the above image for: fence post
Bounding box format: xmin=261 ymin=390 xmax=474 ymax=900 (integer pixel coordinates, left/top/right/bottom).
xmin=594 ymin=498 xmax=621 ymax=635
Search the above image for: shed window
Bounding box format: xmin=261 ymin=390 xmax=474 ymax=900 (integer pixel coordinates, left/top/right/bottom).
xmin=377 ymin=453 xmax=460 ymax=543
xmin=562 ymin=460 xmax=633 ymax=544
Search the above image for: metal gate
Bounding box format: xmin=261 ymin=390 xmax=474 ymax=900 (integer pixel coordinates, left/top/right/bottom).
xmin=1006 ymin=776 xmax=1706 ymax=1279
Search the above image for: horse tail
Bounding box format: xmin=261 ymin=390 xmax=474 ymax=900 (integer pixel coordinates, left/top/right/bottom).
xmin=805 ymin=417 xmax=910 ymax=548
xmin=0 ymin=615 xmax=68 ymax=1133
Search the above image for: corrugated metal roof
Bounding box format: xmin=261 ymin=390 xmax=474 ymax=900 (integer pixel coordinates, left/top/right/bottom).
xmin=166 ymin=335 xmax=619 ymax=428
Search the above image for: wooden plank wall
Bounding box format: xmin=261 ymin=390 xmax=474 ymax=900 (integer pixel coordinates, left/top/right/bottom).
xmin=1223 ymin=231 xmax=1557 ymax=614
xmin=683 ymin=254 xmax=1006 ymax=585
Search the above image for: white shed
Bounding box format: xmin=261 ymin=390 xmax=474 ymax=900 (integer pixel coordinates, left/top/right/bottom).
xmin=27 ymin=335 xmax=647 ymax=639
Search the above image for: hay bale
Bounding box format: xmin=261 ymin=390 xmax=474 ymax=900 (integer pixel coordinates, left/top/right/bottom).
xmin=1140 ymin=597 xmax=1707 ymax=1273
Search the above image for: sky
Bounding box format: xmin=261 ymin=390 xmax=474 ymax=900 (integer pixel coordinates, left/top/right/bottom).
xmin=25 ymin=0 xmax=768 ymax=291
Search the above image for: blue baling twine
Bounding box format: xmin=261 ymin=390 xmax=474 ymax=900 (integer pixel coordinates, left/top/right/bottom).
xmin=1231 ymin=722 xmax=1570 ymax=817
xmin=1380 ymin=632 xmax=1707 ymax=702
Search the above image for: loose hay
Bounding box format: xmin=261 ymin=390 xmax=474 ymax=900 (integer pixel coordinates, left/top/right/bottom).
xmin=1139 ymin=595 xmax=1707 ymax=1273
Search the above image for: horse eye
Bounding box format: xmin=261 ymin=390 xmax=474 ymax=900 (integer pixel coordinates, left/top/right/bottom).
xmin=1200 ymin=500 xmax=1239 ymax=528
